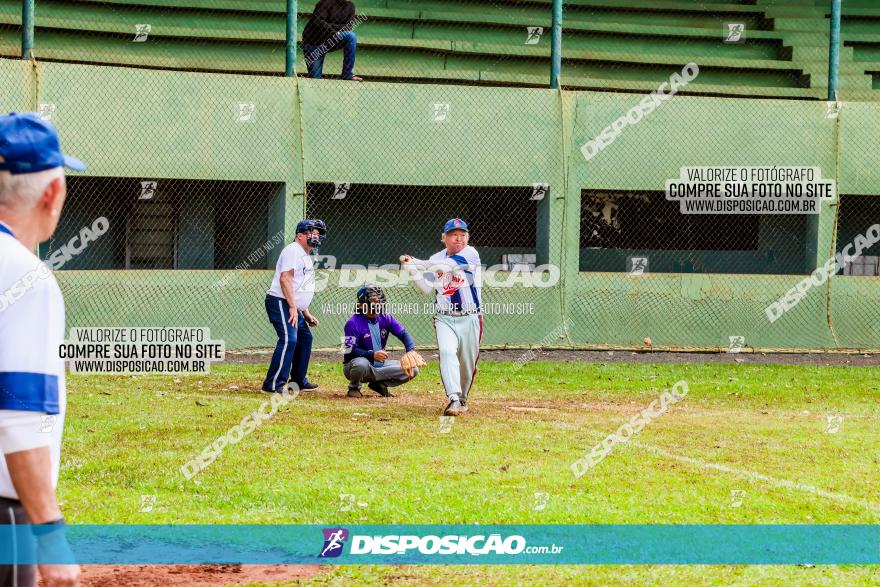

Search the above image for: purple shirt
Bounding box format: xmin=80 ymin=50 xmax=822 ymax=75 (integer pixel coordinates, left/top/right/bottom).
xmin=343 ymin=313 xmax=415 ymax=365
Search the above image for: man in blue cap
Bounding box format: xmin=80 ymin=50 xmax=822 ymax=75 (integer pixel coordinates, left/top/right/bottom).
xmin=400 ymin=218 xmax=483 ymax=417
xmin=0 ymin=112 xmax=83 ymax=586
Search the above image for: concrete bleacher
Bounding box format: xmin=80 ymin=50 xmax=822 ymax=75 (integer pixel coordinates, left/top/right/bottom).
xmin=0 ymin=0 xmax=876 ymax=99
xmin=833 ymin=0 xmax=880 ymax=91
xmin=755 ymin=0 xmax=877 ymax=100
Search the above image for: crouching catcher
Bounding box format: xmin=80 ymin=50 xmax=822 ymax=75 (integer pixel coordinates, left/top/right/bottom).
xmin=342 ymin=284 xmax=426 ymax=397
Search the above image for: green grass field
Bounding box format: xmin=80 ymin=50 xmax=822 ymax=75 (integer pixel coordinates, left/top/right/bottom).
xmin=62 ymin=359 xmax=880 ymax=586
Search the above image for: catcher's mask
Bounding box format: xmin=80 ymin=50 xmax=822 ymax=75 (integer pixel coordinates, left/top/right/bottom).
xmin=357 ymin=284 xmax=387 ymax=315
xmin=296 ymin=218 xmax=327 ymax=249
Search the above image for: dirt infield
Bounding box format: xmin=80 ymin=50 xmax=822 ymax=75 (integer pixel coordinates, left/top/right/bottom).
xmin=81 ymin=564 xmax=322 ymax=586
xmin=228 ymin=348 xmax=880 ymax=367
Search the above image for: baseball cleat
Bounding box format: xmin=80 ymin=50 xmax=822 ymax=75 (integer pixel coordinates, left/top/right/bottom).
xmin=299 ymin=382 xmax=318 ymax=391
xmin=460 ymin=402 xmax=469 ymax=413
xmin=368 ymin=382 xmax=393 ymax=397
xmin=443 ymin=399 xmax=464 ymax=416
xmin=347 ymin=388 xmax=363 ymax=398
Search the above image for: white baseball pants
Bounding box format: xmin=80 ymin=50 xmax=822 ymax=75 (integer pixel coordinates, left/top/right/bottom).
xmin=433 ymin=313 xmax=483 ymax=403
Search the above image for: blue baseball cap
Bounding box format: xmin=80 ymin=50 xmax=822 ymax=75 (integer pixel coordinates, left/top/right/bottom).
xmin=443 ymin=218 xmax=468 ymax=233
xmin=0 ymin=112 xmax=85 ymax=175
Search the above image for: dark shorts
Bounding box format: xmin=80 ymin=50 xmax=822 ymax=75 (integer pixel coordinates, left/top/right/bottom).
xmin=0 ymin=497 xmax=36 ymax=587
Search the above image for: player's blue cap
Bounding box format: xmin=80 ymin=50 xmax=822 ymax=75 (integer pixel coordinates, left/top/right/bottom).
xmin=443 ymin=218 xmax=468 ymax=233
xmin=0 ymin=112 xmax=85 ymax=175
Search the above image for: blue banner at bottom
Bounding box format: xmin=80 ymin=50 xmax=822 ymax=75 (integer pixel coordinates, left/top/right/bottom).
xmin=4 ymin=525 xmax=879 ymax=565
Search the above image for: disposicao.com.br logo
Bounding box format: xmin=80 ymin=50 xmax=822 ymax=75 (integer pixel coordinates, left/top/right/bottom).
xmin=319 ymin=528 xmax=563 ymax=557
xmin=319 ymin=528 xmax=349 ymax=558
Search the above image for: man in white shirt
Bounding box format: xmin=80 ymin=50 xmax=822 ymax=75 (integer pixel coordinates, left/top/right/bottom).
xmin=0 ymin=112 xmax=84 ymax=586
xmin=401 ymin=218 xmax=483 ymax=416
xmin=262 ymin=219 xmax=326 ymax=393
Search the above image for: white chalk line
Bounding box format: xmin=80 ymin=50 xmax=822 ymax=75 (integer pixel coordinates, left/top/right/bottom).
xmin=614 ymin=432 xmax=880 ymax=517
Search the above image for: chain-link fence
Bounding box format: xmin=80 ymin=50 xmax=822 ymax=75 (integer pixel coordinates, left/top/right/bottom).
xmin=2 ymin=0 xmax=879 ymax=351
xmin=0 ymin=2 xmax=20 ymax=59
xmin=301 ymin=180 xmax=560 ymax=349
xmin=0 ymin=1 xmax=23 ymax=109
xmin=295 ymin=74 xmax=564 ymax=349
xmin=828 ymin=193 xmax=880 ymax=349
xmin=579 ymin=189 xmax=814 ymax=275
xmin=41 ymin=178 xmax=285 ymax=271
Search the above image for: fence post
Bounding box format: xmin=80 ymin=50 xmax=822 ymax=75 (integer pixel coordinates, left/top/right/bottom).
xmin=827 ymin=0 xmax=842 ymax=100
xmin=285 ymin=0 xmax=297 ymax=76
xmin=21 ymin=0 xmax=34 ymax=60
xmin=550 ymin=0 xmax=562 ymax=88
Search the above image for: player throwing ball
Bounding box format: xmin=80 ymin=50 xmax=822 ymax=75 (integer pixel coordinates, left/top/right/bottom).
xmin=401 ymin=218 xmax=482 ymax=416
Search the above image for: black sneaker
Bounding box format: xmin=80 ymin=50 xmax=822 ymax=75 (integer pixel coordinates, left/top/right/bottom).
xmin=347 ymin=388 xmax=363 ymax=398
xmin=368 ymin=382 xmax=393 ymax=397
xmin=444 ymin=399 xmax=464 ymax=416
xmin=299 ymin=382 xmax=318 ymax=391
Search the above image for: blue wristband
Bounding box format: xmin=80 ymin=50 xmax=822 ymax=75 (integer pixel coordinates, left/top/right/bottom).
xmin=32 ymin=517 xmax=66 ymax=536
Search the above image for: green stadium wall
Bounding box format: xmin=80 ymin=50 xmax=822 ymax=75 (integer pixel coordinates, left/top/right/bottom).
xmin=2 ymin=58 xmax=879 ymax=351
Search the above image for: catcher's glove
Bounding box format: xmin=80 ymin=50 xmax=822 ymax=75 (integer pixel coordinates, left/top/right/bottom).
xmin=399 ymin=350 xmax=426 ymax=378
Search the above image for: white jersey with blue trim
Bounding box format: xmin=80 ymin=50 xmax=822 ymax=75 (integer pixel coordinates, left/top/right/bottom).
xmin=0 ymin=221 xmax=66 ymax=499
xmin=427 ymin=245 xmax=482 ymax=313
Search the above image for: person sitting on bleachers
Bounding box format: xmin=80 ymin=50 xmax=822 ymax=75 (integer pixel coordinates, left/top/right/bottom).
xmin=302 ymin=0 xmax=363 ymax=81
